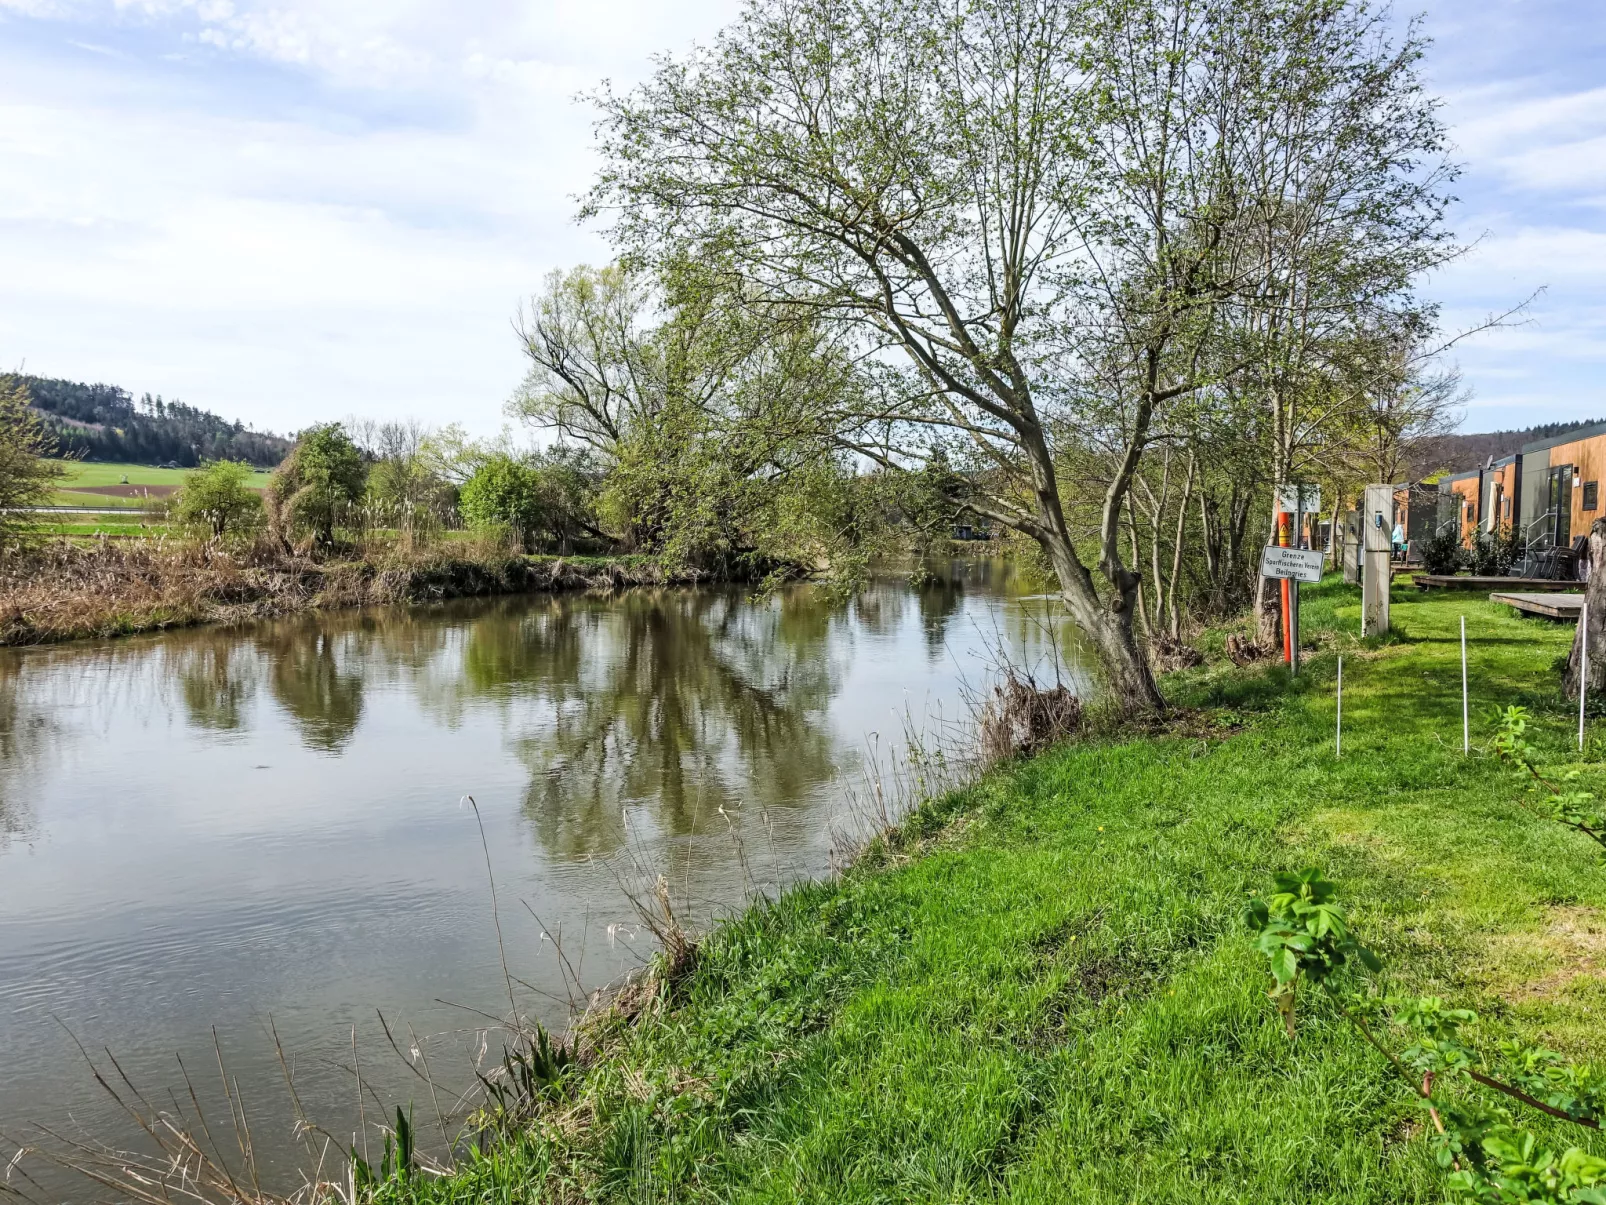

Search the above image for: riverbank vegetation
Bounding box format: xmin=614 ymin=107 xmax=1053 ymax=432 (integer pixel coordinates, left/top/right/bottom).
xmin=332 ymin=582 xmax=1604 ymax=1203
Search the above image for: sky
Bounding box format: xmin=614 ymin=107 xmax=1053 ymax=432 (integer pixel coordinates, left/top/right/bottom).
xmin=0 ymin=0 xmax=1602 ymax=439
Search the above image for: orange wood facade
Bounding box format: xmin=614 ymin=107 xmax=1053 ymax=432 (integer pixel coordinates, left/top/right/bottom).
xmin=1446 ymin=474 xmax=1480 ymax=546
xmin=1537 ymin=433 xmax=1606 ymax=544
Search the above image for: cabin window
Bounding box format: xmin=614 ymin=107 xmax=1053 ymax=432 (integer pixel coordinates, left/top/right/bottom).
xmin=1586 ymin=481 xmax=1600 ymax=512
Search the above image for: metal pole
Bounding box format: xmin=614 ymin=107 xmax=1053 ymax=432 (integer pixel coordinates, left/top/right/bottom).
xmin=1279 ymin=509 xmax=1292 ymax=664
xmin=1461 ymin=615 xmax=1469 ymax=755
xmin=1336 ymin=654 xmax=1343 ymax=757
xmin=1291 ymin=579 xmax=1300 ymax=676
xmin=1581 ymin=601 xmax=1589 ymax=753
xmin=1292 ymin=500 xmax=1302 ymax=677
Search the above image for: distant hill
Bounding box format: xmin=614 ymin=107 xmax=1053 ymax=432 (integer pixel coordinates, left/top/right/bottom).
xmin=1409 ymin=419 xmax=1606 ymax=481
xmin=2 ymin=374 xmax=291 ymax=468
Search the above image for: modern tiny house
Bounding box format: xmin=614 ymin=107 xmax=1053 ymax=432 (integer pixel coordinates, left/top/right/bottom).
xmin=1516 ymin=420 xmax=1606 ymax=552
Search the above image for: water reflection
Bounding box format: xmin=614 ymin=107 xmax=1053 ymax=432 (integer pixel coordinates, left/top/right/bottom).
xmin=263 ymin=623 xmax=366 ymax=752
xmin=174 ymin=642 xmax=256 ymax=731
xmin=0 ymin=561 xmax=1088 ymax=1200
xmin=0 ymin=658 xmax=49 ymax=848
xmin=514 ymin=590 xmax=842 ymax=858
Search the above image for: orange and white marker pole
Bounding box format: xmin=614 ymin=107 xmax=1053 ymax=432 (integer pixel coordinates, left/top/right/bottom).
xmin=1279 ymin=509 xmax=1293 ymax=664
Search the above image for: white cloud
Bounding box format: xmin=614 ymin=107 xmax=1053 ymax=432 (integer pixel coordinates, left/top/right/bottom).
xmin=0 ymin=0 xmax=741 ymax=433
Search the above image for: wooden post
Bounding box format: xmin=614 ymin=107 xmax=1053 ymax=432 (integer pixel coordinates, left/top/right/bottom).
xmin=1336 ymin=654 xmax=1343 ymax=757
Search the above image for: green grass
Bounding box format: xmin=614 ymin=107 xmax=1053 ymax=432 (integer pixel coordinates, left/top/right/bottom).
xmin=33 ymin=521 xmax=178 ymax=538
xmin=42 ymin=460 xmax=273 ymax=509
xmin=371 ymin=579 xmax=1606 ymax=1203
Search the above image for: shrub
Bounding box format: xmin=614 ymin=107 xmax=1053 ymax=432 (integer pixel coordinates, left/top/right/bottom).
xmin=270 ymin=423 xmax=366 ymax=547
xmin=1469 ymin=524 xmax=1520 ymax=576
xmin=460 ymin=455 xmax=545 ymax=550
xmin=1420 ymin=527 xmax=1464 ymax=575
xmin=174 ymin=459 xmax=262 ymax=538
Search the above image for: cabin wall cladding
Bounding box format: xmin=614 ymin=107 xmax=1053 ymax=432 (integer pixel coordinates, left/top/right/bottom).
xmin=1445 ymin=471 xmax=1481 ymax=547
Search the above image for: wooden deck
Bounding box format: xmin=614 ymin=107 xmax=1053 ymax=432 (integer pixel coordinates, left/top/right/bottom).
xmin=1415 ymin=574 xmax=1579 ymax=592
xmin=1490 ymin=591 xmax=1585 ymax=620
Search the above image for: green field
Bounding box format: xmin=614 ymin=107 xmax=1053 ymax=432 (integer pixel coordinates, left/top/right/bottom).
xmin=377 ymin=582 xmax=1606 ymax=1204
xmin=43 ymin=459 xmax=273 ymax=511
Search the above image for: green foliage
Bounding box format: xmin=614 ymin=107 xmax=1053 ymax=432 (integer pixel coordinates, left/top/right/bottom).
xmin=1422 ymin=526 xmax=1466 ymax=575
xmin=270 ymin=422 xmax=367 ymax=547
xmin=459 ymin=450 xmax=601 ymax=553
xmin=1249 ymin=869 xmax=1606 ymax=1205
xmin=0 ymin=377 xmax=65 ymax=553
xmin=1471 ymin=525 xmax=1523 ymax=577
xmin=460 ymin=454 xmax=544 ymax=547
xmin=173 ymin=459 xmax=262 ymax=538
xmin=1493 ymin=705 xmax=1606 ymax=848
xmin=352 ymin=1107 xmax=416 ymax=1195
xmin=2 ymin=372 xmax=290 ymax=466
xmin=1244 ymin=868 xmax=1380 ymax=1035
xmin=474 ymin=1024 xmax=575 ymax=1133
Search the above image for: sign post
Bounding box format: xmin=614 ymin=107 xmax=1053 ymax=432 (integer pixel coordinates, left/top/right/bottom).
xmin=1273 ymin=485 xmax=1321 ymax=675
xmin=1260 ymin=543 xmax=1324 ymax=677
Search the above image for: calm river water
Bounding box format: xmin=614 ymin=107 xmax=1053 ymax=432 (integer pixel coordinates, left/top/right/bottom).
xmin=0 ymin=560 xmax=1083 ymax=1194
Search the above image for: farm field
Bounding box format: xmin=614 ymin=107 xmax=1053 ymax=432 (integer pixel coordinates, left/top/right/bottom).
xmin=43 ymin=459 xmax=273 ymax=511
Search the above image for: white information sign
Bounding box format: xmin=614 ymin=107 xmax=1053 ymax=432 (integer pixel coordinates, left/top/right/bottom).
xmin=1260 ymin=545 xmax=1325 ymax=583
xmin=1275 ymin=483 xmax=1322 ymax=514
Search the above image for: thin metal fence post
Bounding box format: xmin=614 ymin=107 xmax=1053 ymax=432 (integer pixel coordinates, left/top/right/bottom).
xmin=1582 ymin=601 xmax=1590 ymax=754
xmin=1336 ymin=654 xmax=1343 ymax=757
xmin=1461 ymin=615 xmax=1469 ymax=756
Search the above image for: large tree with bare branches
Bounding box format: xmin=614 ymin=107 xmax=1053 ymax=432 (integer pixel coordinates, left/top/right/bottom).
xmin=587 ymin=0 xmax=1454 ymax=713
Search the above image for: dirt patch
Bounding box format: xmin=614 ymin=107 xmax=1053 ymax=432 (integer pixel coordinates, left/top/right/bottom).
xmin=1490 ymin=905 xmax=1606 ymax=1002
xmin=70 ymin=484 xmax=180 ymax=497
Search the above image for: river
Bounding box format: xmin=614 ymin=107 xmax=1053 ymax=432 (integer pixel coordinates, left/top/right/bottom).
xmin=0 ymin=560 xmax=1086 ymax=1196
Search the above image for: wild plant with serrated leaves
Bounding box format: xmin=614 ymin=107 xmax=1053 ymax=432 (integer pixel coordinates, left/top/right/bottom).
xmin=1247 ymin=869 xmax=1606 ymax=1203
xmin=1243 ymin=868 xmax=1380 ymax=1036
xmin=1493 ymin=705 xmax=1606 ymax=849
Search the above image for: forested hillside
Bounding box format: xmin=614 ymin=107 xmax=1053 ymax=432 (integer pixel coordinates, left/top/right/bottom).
xmin=1409 ymin=418 xmax=1606 ymax=480
xmin=2 ymin=374 xmax=291 ymax=467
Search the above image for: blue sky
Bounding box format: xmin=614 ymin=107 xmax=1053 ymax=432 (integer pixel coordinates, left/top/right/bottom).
xmin=0 ymin=0 xmax=1601 ymax=437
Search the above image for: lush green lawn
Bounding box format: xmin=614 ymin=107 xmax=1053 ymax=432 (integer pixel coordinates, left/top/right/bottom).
xmin=375 ymin=580 xmax=1606 ymax=1203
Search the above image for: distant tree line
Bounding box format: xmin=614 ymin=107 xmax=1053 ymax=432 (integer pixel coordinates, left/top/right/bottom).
xmin=1 ymin=374 xmax=291 ymax=467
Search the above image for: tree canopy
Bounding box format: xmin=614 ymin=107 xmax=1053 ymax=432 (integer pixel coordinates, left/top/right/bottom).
xmin=585 ymin=0 xmax=1459 ymax=712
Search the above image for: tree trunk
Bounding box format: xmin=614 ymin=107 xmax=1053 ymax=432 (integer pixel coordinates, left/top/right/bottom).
xmin=1254 ymin=511 xmax=1281 ymax=648
xmin=1035 ymin=533 xmax=1164 ymax=717
xmin=1565 ymin=518 xmax=1606 ymax=700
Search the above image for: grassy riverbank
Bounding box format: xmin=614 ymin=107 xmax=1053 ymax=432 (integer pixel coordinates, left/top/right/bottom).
xmin=0 ymin=539 xmax=715 ymax=646
xmin=369 ymin=579 xmax=1606 ymax=1203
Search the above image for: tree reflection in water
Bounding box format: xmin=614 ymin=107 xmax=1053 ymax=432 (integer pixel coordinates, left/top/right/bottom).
xmin=462 ymin=589 xmax=847 ymax=860
xmin=258 ymin=621 xmax=366 ymax=754
xmin=0 ymin=656 xmax=50 ymax=848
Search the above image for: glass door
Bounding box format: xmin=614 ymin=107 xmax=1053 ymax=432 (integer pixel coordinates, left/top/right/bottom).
xmin=1549 ymin=467 xmax=1573 ymax=548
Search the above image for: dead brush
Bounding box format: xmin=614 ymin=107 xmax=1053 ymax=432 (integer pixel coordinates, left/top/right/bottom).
xmin=1 ymin=1027 xmax=343 ymax=1205
xmin=619 ymin=875 xmax=698 ymax=986
xmin=977 ymin=668 xmax=1084 ymax=765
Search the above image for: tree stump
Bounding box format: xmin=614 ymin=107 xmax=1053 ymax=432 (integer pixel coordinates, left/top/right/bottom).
xmin=1564 ymin=517 xmax=1606 ymax=700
